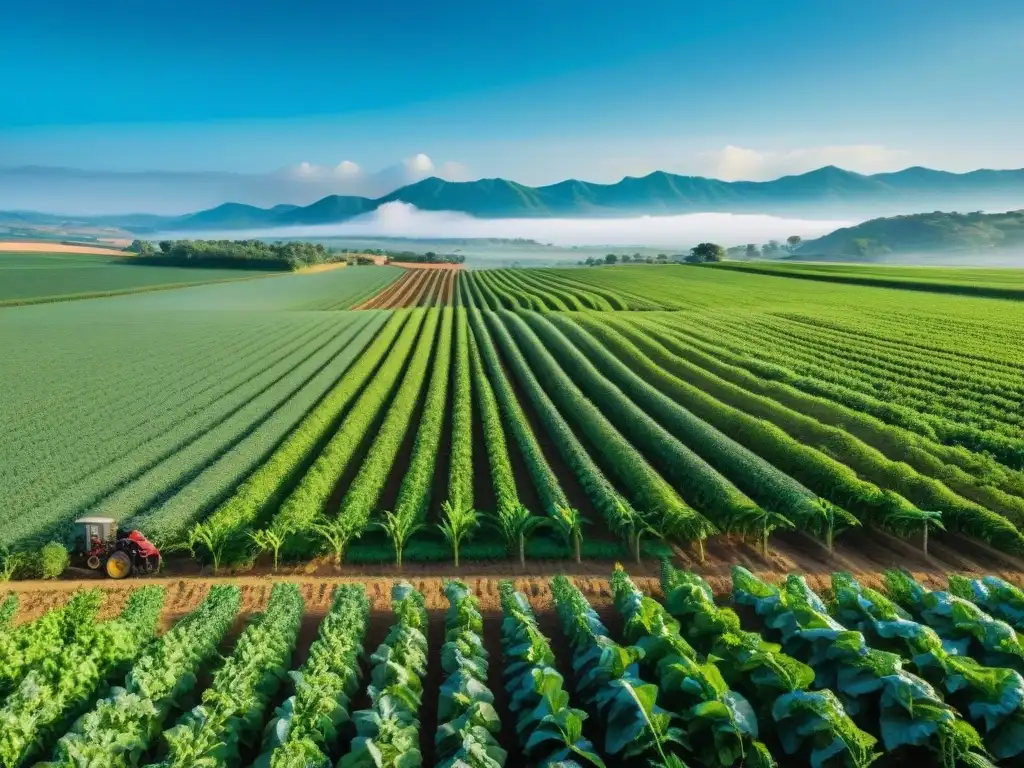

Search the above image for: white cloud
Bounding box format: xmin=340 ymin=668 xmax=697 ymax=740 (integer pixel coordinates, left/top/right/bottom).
xmin=404 ymin=153 xmax=435 ymax=175
xmin=334 ymin=160 xmax=362 ymax=177
xmin=218 ymin=201 xmax=850 ymax=248
xmin=693 ymin=144 xmax=911 ymax=181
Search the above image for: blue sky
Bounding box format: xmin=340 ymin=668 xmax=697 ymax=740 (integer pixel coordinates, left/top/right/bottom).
xmin=2 ymin=0 xmax=1023 ymax=186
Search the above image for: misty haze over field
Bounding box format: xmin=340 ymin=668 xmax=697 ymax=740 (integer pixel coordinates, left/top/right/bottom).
xmin=166 ymin=202 xmax=851 ymax=249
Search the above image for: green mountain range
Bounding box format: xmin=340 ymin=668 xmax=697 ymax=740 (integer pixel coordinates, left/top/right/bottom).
xmin=4 ymin=165 xmax=1024 ymax=232
xmin=797 ymin=210 xmax=1024 ymax=257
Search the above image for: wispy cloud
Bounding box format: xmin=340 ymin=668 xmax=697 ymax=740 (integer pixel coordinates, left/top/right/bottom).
xmin=0 ymin=154 xmax=469 ymax=214
xmin=196 ymin=201 xmax=851 ymax=248
xmin=691 ymin=144 xmax=911 ymax=181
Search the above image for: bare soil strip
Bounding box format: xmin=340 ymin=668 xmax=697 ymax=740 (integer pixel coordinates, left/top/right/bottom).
xmin=0 ymin=241 xmax=131 ymax=255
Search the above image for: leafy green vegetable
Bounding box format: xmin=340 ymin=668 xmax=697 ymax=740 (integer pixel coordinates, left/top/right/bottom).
xmin=41 ymin=584 xmax=241 ymax=768
xmin=259 ymin=585 xmax=369 ymax=768
xmin=435 ymin=581 xmax=506 ymax=768
xmin=550 ymin=575 xmax=686 ymax=764
xmin=834 ymin=571 xmax=1024 ymax=760
xmin=733 ymin=566 xmax=986 ymax=765
xmin=148 ymin=583 xmax=304 ymax=767
xmin=498 ymin=581 xmax=605 ymax=768
xmin=611 ymin=564 xmax=772 ymax=768
xmin=339 ymin=582 xmax=427 ymax=768
xmin=0 ymin=586 xmax=165 ymax=768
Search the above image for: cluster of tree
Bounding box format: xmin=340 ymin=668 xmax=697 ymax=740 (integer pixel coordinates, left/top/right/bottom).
xmin=130 ymin=239 xmax=342 ymax=270
xmin=334 ymin=248 xmax=465 ymax=264
xmin=578 ymin=242 xmax=728 ymax=266
xmin=580 ymin=253 xmax=684 ymax=266
xmin=389 ymin=251 xmax=465 ymax=264
xmin=725 ymin=235 xmax=803 ymax=259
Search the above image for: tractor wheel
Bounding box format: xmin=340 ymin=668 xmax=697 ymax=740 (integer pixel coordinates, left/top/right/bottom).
xmin=86 ymin=555 xmax=102 ymax=570
xmin=105 ymin=551 xmax=133 ymax=579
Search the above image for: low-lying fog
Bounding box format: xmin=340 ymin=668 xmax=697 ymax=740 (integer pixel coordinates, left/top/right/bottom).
xmin=168 ymin=202 xmax=852 ymax=249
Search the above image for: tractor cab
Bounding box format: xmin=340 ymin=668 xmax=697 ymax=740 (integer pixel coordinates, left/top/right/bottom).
xmin=73 ymin=517 xmax=161 ymax=579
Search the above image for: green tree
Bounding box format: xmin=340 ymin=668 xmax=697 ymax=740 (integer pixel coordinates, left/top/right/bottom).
xmin=745 ymin=244 xmax=758 ymax=258
xmin=656 ymin=253 xmax=668 ymax=262
xmin=786 ymin=235 xmax=803 ymax=252
xmin=688 ymin=242 xmax=726 ymax=263
xmin=605 ymin=253 xmax=618 ymax=265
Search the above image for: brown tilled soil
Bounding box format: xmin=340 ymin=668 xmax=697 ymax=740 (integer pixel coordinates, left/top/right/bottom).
xmin=354 ymin=264 xmax=461 ymax=309
xmin=0 ymin=241 xmax=130 ymax=255
xmin=5 ymin=527 xmax=1022 ymax=625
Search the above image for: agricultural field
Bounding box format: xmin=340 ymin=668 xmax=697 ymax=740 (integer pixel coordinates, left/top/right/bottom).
xmin=356 ymin=264 xmax=459 ymax=309
xmin=706 ymin=260 xmax=1024 ymax=300
xmin=3 ymin=261 xmax=1024 ymax=581
xmin=5 ymin=565 xmax=1024 ymax=766
xmin=0 ymin=250 xmax=280 ymax=306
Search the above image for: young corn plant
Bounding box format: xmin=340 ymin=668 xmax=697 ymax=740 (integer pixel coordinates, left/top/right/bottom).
xmin=187 ymin=520 xmax=230 ymax=574
xmin=498 ymin=503 xmax=548 ymax=567
xmin=439 ymin=499 xmax=480 ymax=567
xmin=817 ymin=497 xmax=860 ymax=555
xmin=248 ymin=528 xmax=287 ymax=572
xmin=375 ymin=510 xmax=423 ymax=568
xmin=311 ymin=516 xmax=354 ymax=567
xmin=885 ymin=509 xmax=944 ymax=557
xmin=552 ymin=506 xmax=585 ymax=564
xmin=728 ymin=507 xmax=793 ymax=558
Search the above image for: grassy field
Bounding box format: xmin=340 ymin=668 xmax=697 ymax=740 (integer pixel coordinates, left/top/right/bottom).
xmin=5 ymin=259 xmax=1024 ymax=767
xmin=5 ymin=260 xmax=1023 ymax=574
xmin=704 ymin=259 xmax=1024 ymax=299
xmin=0 ymin=250 xmax=281 ymax=305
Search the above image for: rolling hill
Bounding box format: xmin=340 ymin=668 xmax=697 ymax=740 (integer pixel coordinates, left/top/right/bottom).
xmin=796 ymin=209 xmax=1024 ymax=257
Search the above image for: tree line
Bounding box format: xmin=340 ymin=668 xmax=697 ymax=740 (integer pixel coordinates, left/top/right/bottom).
xmin=130 ymin=239 xmax=343 ymax=270
xmin=577 ymin=235 xmax=805 ymax=267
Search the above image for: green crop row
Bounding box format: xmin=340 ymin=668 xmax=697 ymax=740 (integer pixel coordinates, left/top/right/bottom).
xmin=268 ymin=311 xmax=425 ymax=556
xmin=42 ymin=584 xmax=241 ymax=768
xmin=332 ymin=310 xmax=440 ymax=557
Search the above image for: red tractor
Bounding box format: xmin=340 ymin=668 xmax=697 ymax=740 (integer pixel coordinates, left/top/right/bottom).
xmin=74 ymin=517 xmax=162 ymax=579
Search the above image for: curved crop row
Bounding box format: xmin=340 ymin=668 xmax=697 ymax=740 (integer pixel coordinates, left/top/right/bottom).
xmin=435 ymin=581 xmax=506 ymax=767
xmin=494 ymin=310 xmax=715 ymax=549
xmin=259 ymin=585 xmax=369 ymax=767
xmin=659 ymin=563 xmax=878 ymax=768
xmin=148 ymin=583 xmax=304 ymax=768
xmin=339 ymin=583 xmax=427 ymax=768
xmin=522 ymin=312 xmax=771 ymax=535
xmin=559 ymin=315 xmax=836 ymax=535
xmin=195 ymin=312 xmax=406 ymax=562
xmin=467 ymin=319 xmax=520 ymax=526
xmin=332 ymin=310 xmax=440 ymax=557
xmin=478 ymin=310 xmax=663 ymax=557
xmin=393 ymin=307 xmax=453 ymax=526
xmin=268 ymin=310 xmax=425 ymax=557
xmin=467 ymin=308 xmax=568 ymax=518
xmin=497 ymin=582 xmax=604 ymax=767
xmin=42 ymin=584 xmax=241 ymax=768
xmin=605 ymin=317 xmax=1024 ymax=555
xmin=447 ymin=309 xmax=474 ymax=513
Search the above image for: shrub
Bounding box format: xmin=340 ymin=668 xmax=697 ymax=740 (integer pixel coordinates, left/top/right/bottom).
xmin=39 ymin=542 xmax=69 ymax=580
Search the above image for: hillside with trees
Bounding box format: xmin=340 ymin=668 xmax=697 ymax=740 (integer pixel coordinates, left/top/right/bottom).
xmin=797 ymin=210 xmax=1024 ymax=258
